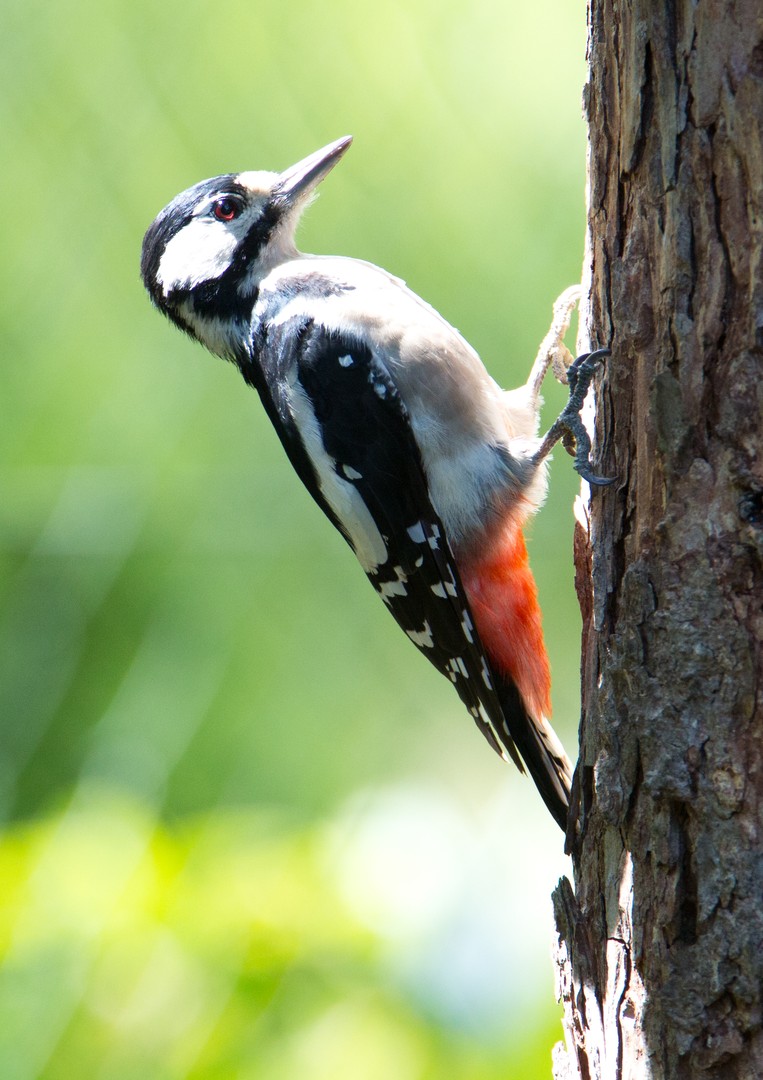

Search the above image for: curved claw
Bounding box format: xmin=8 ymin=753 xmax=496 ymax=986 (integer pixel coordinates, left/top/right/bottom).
xmin=568 ymin=349 xmax=614 ymax=484
xmin=578 ymin=466 xmax=616 ymax=487
xmin=565 ymin=348 xmax=611 ymax=399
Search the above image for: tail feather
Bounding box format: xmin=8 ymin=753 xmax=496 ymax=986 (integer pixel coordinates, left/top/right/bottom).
xmin=495 ymin=674 xmax=572 ymax=830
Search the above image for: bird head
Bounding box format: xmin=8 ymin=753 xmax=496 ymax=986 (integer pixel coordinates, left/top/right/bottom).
xmin=140 ymin=136 xmax=353 ymax=358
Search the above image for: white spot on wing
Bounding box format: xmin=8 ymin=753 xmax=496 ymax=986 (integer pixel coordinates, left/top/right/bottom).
xmin=461 ymin=609 xmax=474 ymax=643
xmin=407 ymin=522 xmax=426 ymax=544
xmin=342 ymin=464 xmax=363 ymax=480
xmin=338 ymin=354 xmax=354 ymax=367
xmin=378 ymin=565 xmax=408 ymax=599
xmin=477 ymin=704 xmax=508 ymax=759
xmin=432 ymin=561 xmax=458 ymax=598
xmin=379 ymin=579 xmax=407 ymax=599
xmin=406 ymin=621 xmax=435 ymax=649
xmin=427 ymin=525 xmax=441 ymax=550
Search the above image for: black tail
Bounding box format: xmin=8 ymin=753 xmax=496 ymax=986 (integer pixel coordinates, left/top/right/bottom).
xmin=496 ymin=676 xmax=573 ymax=831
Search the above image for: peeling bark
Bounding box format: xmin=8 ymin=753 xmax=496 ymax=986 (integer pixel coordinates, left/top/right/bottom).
xmin=553 ymin=2 xmax=763 ymax=1078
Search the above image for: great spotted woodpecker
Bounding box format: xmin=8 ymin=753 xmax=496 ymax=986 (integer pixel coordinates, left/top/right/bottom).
xmin=141 ymin=136 xmax=609 ymax=831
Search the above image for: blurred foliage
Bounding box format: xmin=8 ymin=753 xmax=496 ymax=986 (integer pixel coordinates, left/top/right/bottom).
xmin=0 ymin=790 xmax=565 ymax=1079
xmin=1 ymin=0 xmax=589 ymax=1073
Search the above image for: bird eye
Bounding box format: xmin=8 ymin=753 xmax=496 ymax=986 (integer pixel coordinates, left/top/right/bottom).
xmin=212 ymin=197 xmax=241 ymax=222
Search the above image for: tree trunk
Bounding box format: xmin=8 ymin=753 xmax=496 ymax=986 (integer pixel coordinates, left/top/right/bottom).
xmin=552 ymin=2 xmax=763 ymax=1078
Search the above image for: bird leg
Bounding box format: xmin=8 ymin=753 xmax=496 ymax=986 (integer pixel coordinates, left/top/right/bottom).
xmin=523 ymin=285 xmax=612 ymax=485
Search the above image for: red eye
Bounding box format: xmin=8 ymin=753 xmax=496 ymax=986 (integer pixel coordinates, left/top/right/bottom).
xmin=212 ymin=197 xmax=240 ymax=222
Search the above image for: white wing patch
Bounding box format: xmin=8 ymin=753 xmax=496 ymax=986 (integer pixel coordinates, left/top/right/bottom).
xmin=289 ymin=378 xmax=388 ymax=571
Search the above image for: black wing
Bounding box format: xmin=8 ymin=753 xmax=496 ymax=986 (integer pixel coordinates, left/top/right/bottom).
xmin=240 ymin=314 xmax=522 ymax=766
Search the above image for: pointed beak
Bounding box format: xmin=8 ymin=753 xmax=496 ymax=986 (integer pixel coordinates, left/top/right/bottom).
xmin=273 ymin=136 xmax=353 ymax=207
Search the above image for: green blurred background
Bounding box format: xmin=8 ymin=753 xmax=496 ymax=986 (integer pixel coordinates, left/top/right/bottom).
xmin=1 ymin=0 xmax=590 ymax=1075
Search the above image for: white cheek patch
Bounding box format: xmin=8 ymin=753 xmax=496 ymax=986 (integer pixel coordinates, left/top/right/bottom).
xmin=289 ymin=379 xmax=389 ymax=571
xmin=156 ymin=217 xmax=238 ymax=296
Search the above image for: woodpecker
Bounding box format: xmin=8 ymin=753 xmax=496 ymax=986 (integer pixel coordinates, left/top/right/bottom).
xmin=141 ymin=136 xmax=609 ymax=831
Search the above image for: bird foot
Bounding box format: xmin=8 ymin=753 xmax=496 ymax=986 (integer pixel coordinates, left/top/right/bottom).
xmin=533 ymin=348 xmax=614 ymax=486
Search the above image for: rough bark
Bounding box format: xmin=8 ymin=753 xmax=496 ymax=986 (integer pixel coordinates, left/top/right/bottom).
xmin=552 ymin=2 xmax=763 ymax=1078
